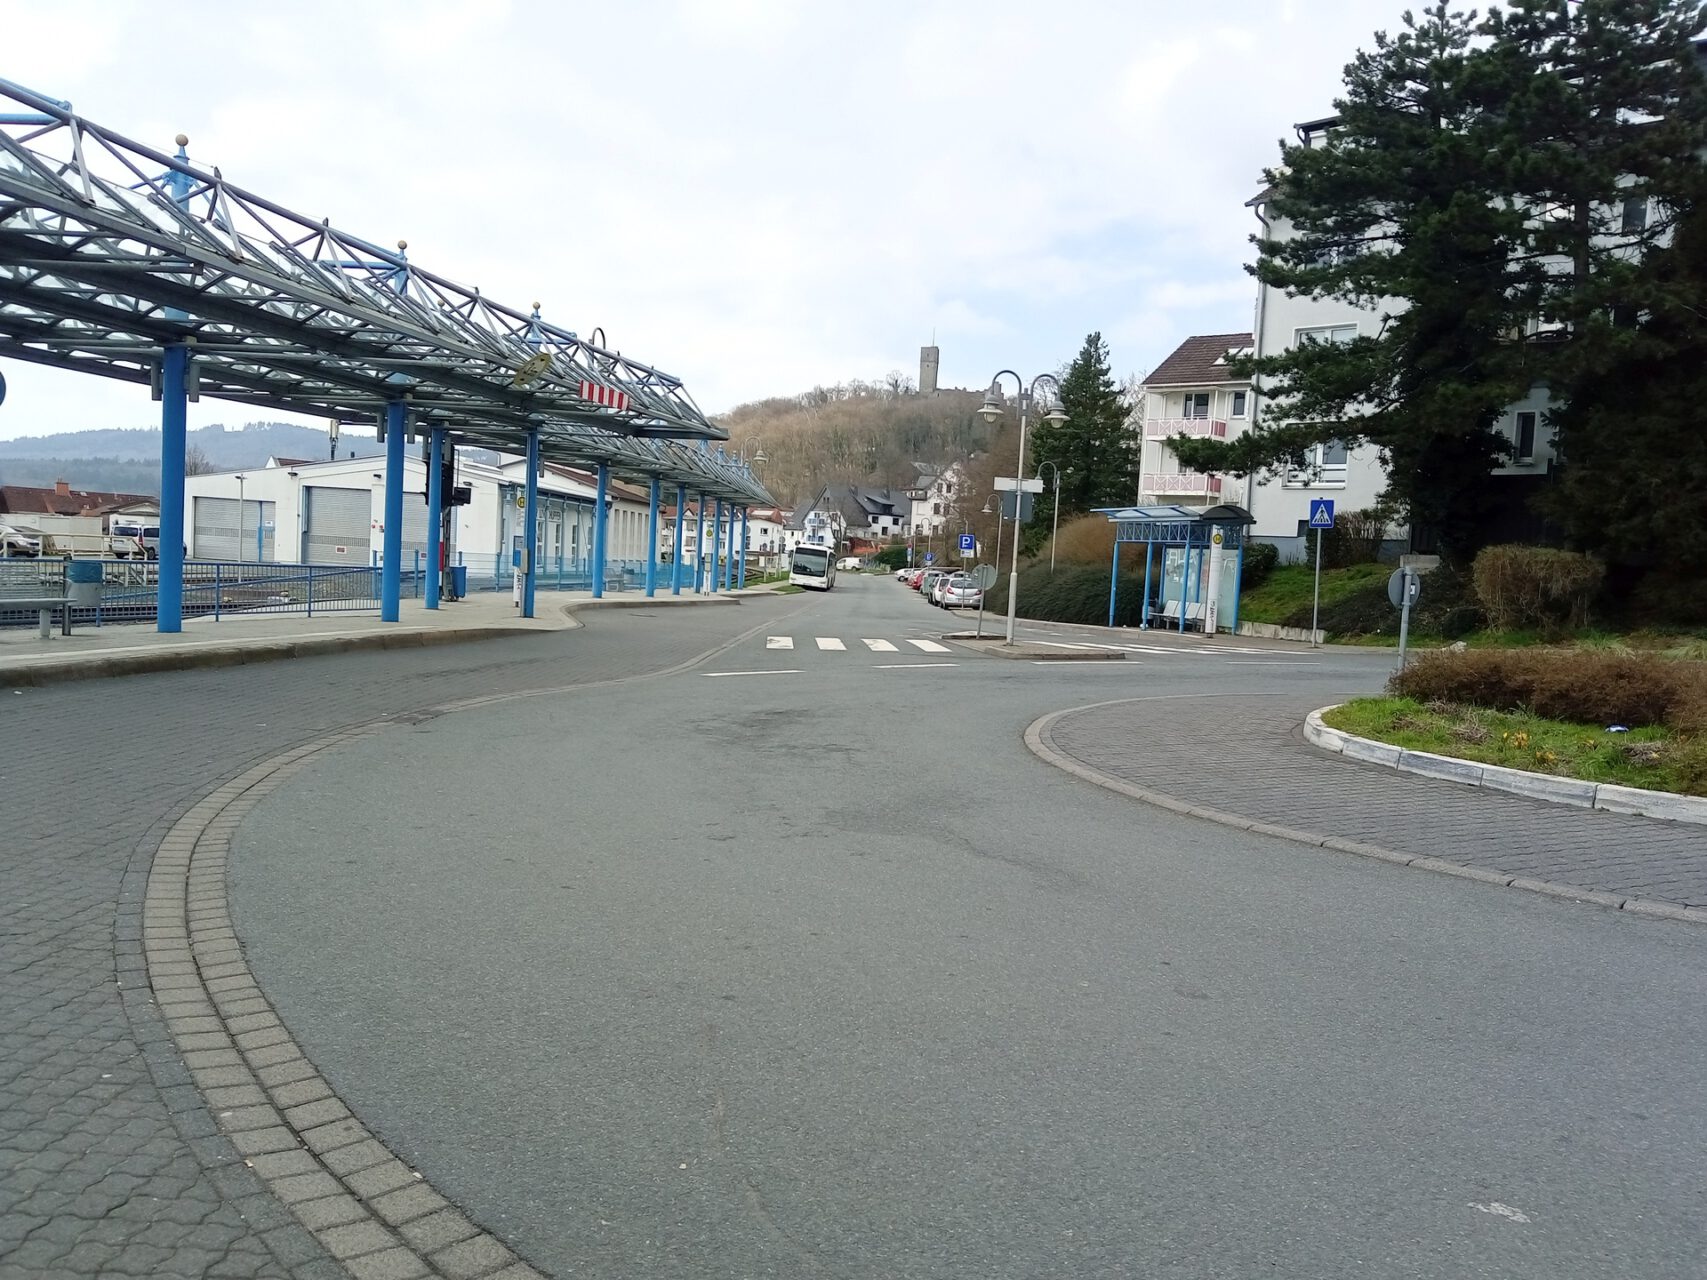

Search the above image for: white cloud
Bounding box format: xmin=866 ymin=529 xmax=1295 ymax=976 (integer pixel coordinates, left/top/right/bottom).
xmin=0 ymin=0 xmax=1426 ymax=440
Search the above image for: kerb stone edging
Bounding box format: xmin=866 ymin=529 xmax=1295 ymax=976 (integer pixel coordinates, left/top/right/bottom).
xmin=1304 ymin=705 xmax=1707 ymax=827
xmin=145 ymin=724 xmax=548 ymax=1280
xmin=1024 ymin=698 xmax=1707 ymax=927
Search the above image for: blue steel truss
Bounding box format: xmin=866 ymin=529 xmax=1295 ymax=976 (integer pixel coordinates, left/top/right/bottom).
xmin=0 ymin=77 xmax=769 ymax=506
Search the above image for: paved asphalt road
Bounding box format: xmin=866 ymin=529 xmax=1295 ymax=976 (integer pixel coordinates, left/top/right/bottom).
xmin=230 ymin=576 xmax=1705 ymax=1280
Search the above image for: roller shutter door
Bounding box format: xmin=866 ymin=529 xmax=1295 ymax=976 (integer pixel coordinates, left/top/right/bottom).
xmin=402 ymin=493 xmax=429 ymax=564
xmin=304 ymin=487 xmax=371 ymax=565
xmin=193 ymin=497 xmax=276 ymax=561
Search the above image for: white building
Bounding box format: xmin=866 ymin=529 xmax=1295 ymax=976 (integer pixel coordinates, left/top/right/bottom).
xmin=786 ymin=488 xmax=846 ymax=550
xmin=904 ymin=462 xmax=965 ymax=537
xmin=1137 ymin=333 xmax=1254 ymax=507
xmin=182 ymin=451 xmax=653 ymax=583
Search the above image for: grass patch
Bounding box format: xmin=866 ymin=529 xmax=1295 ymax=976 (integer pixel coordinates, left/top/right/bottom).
xmin=1238 ymin=562 xmax=1389 ymax=626
xmin=771 ymin=583 xmax=805 ymax=594
xmin=1323 ymin=696 xmax=1703 ymax=796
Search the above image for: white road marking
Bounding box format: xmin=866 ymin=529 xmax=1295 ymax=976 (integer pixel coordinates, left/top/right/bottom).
xmin=876 ymin=663 xmax=957 ymax=669
xmin=1030 ymin=640 xmax=1101 ymax=650
xmin=906 ymin=639 xmax=953 ymax=653
xmin=1032 ymin=661 xmax=1140 ymax=668
xmin=1226 ymin=661 xmax=1323 ymax=666
xmin=704 ymin=669 xmax=802 ymax=677
xmin=1469 ymin=1202 xmax=1531 ymax=1224
xmin=765 ymin=636 xmax=794 ymax=649
xmin=815 ymin=637 xmax=846 ymax=651
xmin=862 ymin=639 xmax=898 ymax=652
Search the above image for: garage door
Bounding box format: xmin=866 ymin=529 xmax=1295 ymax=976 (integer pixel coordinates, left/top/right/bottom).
xmin=402 ymin=492 xmax=430 ymax=564
xmin=303 ymin=487 xmax=371 ymax=565
xmin=193 ymin=496 xmax=276 ymax=561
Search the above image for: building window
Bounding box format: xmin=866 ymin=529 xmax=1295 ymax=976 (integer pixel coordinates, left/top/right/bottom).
xmin=932 ymin=503 xmax=942 ymax=515
xmin=1296 ymin=324 xmax=1357 ymax=346
xmin=1622 ymin=195 xmax=1648 ymax=234
xmin=1182 ymin=392 xmax=1210 ymax=418
xmin=1231 ymin=391 xmax=1248 ymax=419
xmin=1284 ymin=437 xmax=1348 ymax=487
xmin=1514 ymin=411 xmax=1537 ymax=463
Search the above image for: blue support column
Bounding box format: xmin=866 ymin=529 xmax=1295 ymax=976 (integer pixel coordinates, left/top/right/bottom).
xmin=695 ymin=496 xmax=708 ymax=594
xmin=1108 ymin=541 xmax=1121 ymax=627
xmin=738 ymin=508 xmax=749 ymax=589
xmin=645 ymin=477 xmax=661 ymax=597
xmin=710 ymin=499 xmax=722 ymax=593
xmin=1179 ymin=544 xmax=1191 ymax=634
xmin=157 ymin=344 xmax=189 ymax=633
xmin=672 ymin=483 xmax=687 ymax=595
xmin=1141 ymin=542 xmax=1154 ymax=629
xmin=426 ymin=428 xmax=444 ymax=610
xmin=591 ymin=463 xmax=609 ymax=598
xmin=723 ymin=511 xmax=735 ymax=591
xmin=381 ymin=402 xmax=406 ymax=622
xmin=523 ymin=430 xmax=540 ymax=618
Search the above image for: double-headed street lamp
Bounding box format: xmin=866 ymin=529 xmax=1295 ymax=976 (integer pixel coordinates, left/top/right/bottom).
xmin=978 ymin=371 xmax=1068 ymax=644
xmin=1036 ymin=460 xmax=1065 ymax=574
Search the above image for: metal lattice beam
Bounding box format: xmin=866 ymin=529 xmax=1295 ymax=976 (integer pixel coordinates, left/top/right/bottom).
xmin=0 ymin=78 xmax=769 ymax=504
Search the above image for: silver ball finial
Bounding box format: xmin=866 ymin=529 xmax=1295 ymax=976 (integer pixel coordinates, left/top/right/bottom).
xmin=397 ymin=239 xmax=408 ymax=251
xmin=533 ymin=301 xmax=541 ymax=311
xmin=175 ymin=133 xmax=189 ymax=147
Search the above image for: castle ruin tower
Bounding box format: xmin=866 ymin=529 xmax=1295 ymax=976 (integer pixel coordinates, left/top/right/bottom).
xmin=919 ymin=343 xmax=940 ymax=395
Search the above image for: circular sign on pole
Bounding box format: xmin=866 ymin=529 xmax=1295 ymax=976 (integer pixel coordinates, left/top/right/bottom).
xmin=1388 ymin=568 xmax=1421 ymax=609
xmin=972 ymin=564 xmax=998 ymax=590
xmin=515 ymin=492 xmax=526 ymax=510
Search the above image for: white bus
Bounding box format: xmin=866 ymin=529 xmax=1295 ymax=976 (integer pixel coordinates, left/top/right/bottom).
xmin=789 ymin=544 xmax=837 ymax=590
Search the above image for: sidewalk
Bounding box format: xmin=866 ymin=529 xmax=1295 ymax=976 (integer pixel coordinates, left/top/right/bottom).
xmin=0 ymin=587 xmax=765 ymax=686
xmin=1031 ymin=691 xmax=1707 ymax=918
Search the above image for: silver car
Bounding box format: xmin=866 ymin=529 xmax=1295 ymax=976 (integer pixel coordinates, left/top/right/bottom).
xmin=939 ymin=575 xmax=983 ymax=609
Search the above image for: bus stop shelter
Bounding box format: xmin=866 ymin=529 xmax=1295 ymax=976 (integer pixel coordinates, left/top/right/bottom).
xmin=1095 ymin=504 xmax=1255 ymax=634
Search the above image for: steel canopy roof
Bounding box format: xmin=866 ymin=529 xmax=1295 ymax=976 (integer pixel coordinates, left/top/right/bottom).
xmin=0 ymin=78 xmax=770 ymax=505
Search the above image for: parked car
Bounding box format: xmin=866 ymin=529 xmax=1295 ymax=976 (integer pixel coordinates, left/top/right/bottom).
xmin=895 ymin=567 xmax=913 ymax=581
xmin=927 ymin=571 xmax=958 ymax=605
xmin=918 ymin=568 xmax=949 ymax=596
xmin=0 ymin=524 xmax=43 ymax=557
xmin=940 ymin=576 xmax=983 ymax=609
xmin=907 ymin=568 xmax=929 ymax=589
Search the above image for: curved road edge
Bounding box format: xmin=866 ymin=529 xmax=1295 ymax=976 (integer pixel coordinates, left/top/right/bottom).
xmin=1023 ymin=697 xmax=1707 ymax=927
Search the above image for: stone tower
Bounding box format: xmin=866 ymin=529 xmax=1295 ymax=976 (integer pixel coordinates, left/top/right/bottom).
xmin=919 ymin=344 xmax=940 ymax=395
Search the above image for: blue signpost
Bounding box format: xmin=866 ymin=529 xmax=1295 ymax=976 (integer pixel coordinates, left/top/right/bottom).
xmin=1308 ymin=499 xmax=1335 ymax=648
xmin=958 ymin=532 xmax=975 ymax=559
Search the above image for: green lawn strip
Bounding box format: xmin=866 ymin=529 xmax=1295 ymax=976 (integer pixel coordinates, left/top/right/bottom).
xmin=1238 ymin=562 xmax=1389 ymax=625
xmin=1322 ymin=697 xmax=1698 ymax=795
xmin=771 ymin=584 xmax=805 ymax=594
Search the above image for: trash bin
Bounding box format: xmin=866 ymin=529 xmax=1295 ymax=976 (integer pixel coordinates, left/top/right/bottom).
xmin=66 ymin=559 xmax=103 ymax=607
xmin=450 ymin=565 xmax=467 ymax=598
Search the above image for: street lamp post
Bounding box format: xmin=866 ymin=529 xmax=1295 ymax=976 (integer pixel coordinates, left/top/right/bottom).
xmin=977 ymin=371 xmax=1068 ymax=644
xmin=978 ymin=497 xmax=1002 ymax=639
xmin=235 ymin=473 xmax=245 ymax=564
xmin=1036 ymin=460 xmax=1064 ymax=574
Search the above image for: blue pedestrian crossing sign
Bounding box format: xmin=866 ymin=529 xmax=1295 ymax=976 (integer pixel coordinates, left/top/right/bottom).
xmin=1308 ymin=499 xmax=1336 ymax=530
xmin=958 ymin=533 xmax=976 ymax=555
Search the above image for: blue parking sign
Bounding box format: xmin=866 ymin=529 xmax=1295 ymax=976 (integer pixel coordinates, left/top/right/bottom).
xmin=958 ymin=533 xmax=975 ymax=554
xmin=1308 ymin=499 xmax=1336 ymax=529
xmin=925 ymin=552 xmax=935 ymax=564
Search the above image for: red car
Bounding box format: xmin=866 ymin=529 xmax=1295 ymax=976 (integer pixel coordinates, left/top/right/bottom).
xmin=907 ymin=568 xmax=928 ymax=589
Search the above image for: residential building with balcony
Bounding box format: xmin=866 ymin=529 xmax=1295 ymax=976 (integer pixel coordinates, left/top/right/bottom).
xmin=904 ymin=461 xmax=966 ymax=536
xmin=1136 ymin=332 xmax=1254 ymax=506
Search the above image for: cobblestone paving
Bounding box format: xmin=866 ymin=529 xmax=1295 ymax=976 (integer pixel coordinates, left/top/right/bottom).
xmin=0 ymin=601 xmax=790 ymax=1279
xmin=1046 ymin=693 xmax=1707 ymax=909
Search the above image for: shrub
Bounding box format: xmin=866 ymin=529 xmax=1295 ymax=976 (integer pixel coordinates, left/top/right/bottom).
xmin=1241 ymin=540 xmax=1280 ymax=591
xmin=874 ymin=544 xmax=910 ymax=571
xmin=998 ymin=564 xmax=1151 ymax=627
xmin=1391 ymin=648 xmax=1707 ymax=732
xmin=1046 ymin=515 xmax=1117 ymax=568
xmin=1472 ymin=545 xmax=1604 ymax=633
xmin=1276 ymin=562 xmax=1482 ymax=638
xmin=1321 ymin=507 xmax=1392 ymax=569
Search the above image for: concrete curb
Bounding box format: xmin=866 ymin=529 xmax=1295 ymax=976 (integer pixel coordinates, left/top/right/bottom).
xmin=1024 ymin=700 xmax=1706 ymax=927
xmin=1304 ymin=706 xmax=1707 ymax=827
xmin=144 ymin=725 xmax=548 ymax=1279
xmin=2 ymin=593 xmax=744 ymax=689
xmin=1235 ymin=620 xmax=1324 ymax=645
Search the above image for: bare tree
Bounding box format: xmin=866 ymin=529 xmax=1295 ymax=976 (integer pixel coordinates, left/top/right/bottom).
xmin=183 ymin=444 xmax=216 ymax=475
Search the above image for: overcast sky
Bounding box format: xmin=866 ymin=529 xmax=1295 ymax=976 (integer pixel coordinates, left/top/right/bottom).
xmin=1 ymin=0 xmax=1427 ymax=442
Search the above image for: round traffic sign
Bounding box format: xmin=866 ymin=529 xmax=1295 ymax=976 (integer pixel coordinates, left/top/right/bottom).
xmin=1388 ymin=568 xmax=1421 ymax=609
xmin=972 ymin=564 xmax=998 ymax=590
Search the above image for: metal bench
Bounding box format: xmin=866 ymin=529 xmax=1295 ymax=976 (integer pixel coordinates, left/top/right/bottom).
xmin=1 ymin=596 xmax=74 ymax=638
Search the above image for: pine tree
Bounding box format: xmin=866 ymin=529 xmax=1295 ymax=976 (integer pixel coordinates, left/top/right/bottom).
xmin=1171 ymin=3 xmax=1537 ymax=562
xmin=1028 ymin=332 xmax=1137 ymax=548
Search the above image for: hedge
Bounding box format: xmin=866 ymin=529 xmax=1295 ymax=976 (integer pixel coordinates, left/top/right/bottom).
xmin=1391 ymin=648 xmax=1707 ymax=734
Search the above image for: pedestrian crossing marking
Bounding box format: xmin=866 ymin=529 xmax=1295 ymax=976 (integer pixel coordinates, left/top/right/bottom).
xmin=906 ymin=639 xmax=953 ymax=653
xmin=862 ymin=639 xmax=898 ymax=652
xmin=816 ymin=637 xmax=846 ymax=651
xmin=765 ymin=636 xmax=794 ymax=650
